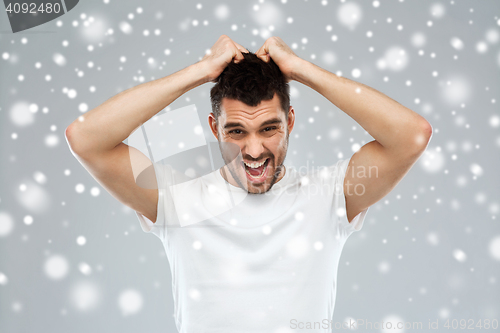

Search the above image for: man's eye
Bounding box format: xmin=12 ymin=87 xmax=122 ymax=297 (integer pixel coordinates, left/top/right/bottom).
xmin=263 ymin=127 xmax=277 ymax=132
xmin=229 ymin=129 xmax=243 ymax=134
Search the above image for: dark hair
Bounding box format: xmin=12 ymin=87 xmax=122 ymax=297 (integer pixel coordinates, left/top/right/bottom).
xmin=210 ymin=51 xmax=290 ymax=126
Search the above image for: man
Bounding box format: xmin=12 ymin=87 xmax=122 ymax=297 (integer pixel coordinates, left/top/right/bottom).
xmin=66 ymin=35 xmax=432 ymax=332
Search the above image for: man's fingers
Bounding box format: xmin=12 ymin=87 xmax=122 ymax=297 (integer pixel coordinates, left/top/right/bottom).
xmin=255 ymin=44 xmax=265 ymax=57
xmin=233 ymin=50 xmax=245 ymax=63
xmin=233 ymin=41 xmax=249 ymax=53
xmin=232 ymin=41 xmax=248 ymax=63
xmin=255 ymin=43 xmax=270 ymax=62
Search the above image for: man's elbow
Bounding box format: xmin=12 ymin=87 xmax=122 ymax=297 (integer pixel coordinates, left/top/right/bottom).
xmin=421 ymin=120 xmax=433 ymax=143
xmin=65 ymin=122 xmax=89 ymax=157
xmin=64 ymin=123 xmax=73 ymax=142
xmin=65 ymin=124 xmax=78 ymax=155
xmin=412 ymin=120 xmax=433 ymax=153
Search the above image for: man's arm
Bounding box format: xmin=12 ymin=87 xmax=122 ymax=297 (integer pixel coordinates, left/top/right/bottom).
xmin=66 ymin=63 xmax=208 ymax=157
xmin=293 ymin=60 xmax=432 ymax=222
xmin=65 ymin=35 xmax=249 ymax=223
xmin=255 ymin=35 xmax=432 ymax=223
xmin=65 ymin=63 xmax=208 ymax=222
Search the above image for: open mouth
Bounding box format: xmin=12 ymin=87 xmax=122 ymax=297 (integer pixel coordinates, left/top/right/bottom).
xmin=242 ymin=158 xmax=270 ymax=182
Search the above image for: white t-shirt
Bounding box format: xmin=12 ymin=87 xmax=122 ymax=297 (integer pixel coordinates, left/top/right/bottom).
xmin=136 ymin=156 xmax=369 ymax=333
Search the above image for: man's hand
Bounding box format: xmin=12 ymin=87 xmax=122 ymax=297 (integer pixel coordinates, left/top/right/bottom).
xmin=255 ymin=36 xmax=302 ymax=83
xmin=200 ymin=35 xmax=249 ymax=83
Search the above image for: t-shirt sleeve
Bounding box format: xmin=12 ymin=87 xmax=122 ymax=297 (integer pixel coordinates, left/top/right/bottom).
xmin=135 ymin=161 xmax=188 ymax=241
xmin=135 ymin=161 xmax=168 ymax=241
xmin=332 ymin=155 xmax=370 ymax=236
xmin=136 ymin=160 xmax=201 ymax=241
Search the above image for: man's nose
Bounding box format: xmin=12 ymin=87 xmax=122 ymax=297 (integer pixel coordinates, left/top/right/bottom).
xmin=244 ymin=136 xmax=265 ymax=160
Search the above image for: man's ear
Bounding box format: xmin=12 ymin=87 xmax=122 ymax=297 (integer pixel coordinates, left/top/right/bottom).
xmin=208 ymin=113 xmax=219 ymax=140
xmin=287 ymin=106 xmax=295 ymax=134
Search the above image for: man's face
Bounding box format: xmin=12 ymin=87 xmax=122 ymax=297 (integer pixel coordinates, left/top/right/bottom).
xmin=209 ymin=93 xmax=295 ymax=194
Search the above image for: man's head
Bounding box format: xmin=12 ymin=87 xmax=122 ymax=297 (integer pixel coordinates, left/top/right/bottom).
xmin=208 ymin=51 xmax=295 ymax=194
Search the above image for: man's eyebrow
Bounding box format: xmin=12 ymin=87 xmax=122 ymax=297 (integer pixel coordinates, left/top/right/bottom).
xmin=260 ymin=118 xmax=283 ymax=127
xmin=223 ymin=118 xmax=283 ymax=130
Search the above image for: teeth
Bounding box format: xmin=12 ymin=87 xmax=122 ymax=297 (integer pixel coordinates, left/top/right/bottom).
xmin=244 ymin=158 xmax=267 ymax=169
xmin=246 ymin=161 xmax=268 ymax=179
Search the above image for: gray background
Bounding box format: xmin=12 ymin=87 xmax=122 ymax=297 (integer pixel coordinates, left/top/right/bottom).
xmin=1 ymin=0 xmax=499 ymax=332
